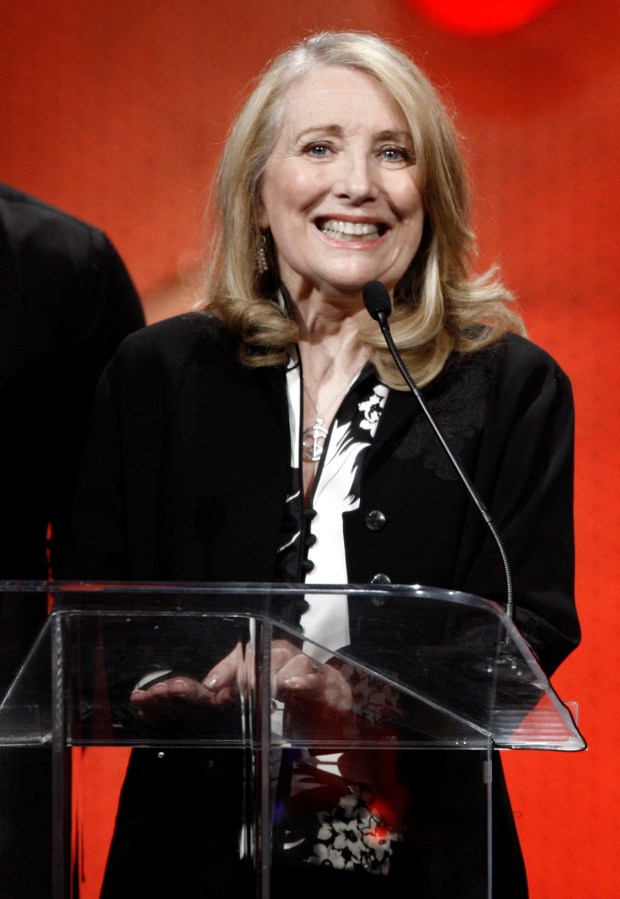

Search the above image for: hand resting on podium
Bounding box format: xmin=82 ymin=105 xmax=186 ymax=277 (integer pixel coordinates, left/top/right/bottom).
xmin=129 ymin=639 xmax=353 ymax=729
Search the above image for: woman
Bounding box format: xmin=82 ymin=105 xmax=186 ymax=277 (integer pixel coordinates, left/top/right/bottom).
xmin=67 ymin=31 xmax=579 ymax=899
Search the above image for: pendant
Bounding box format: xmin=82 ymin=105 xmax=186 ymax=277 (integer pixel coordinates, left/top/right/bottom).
xmin=302 ymin=417 xmax=328 ymax=462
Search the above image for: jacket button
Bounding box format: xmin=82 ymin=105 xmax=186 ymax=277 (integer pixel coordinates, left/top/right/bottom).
xmin=370 ymin=573 xmax=391 ymax=585
xmin=365 ymin=510 xmax=387 ymax=531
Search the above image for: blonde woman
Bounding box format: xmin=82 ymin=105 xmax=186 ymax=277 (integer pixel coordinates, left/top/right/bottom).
xmin=68 ymin=32 xmax=579 ymax=899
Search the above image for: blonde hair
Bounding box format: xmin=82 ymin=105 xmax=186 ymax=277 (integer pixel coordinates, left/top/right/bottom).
xmin=204 ymin=31 xmax=525 ymax=389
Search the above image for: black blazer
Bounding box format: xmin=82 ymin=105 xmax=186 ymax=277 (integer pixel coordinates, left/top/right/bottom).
xmin=65 ymin=311 xmax=580 ymax=899
xmin=67 ymin=311 xmax=579 ymax=676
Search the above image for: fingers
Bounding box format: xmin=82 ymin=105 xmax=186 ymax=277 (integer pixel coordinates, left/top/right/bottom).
xmin=276 ymin=653 xmax=322 ymax=691
xmin=203 ymin=643 xmax=244 ymax=694
xmin=131 ymin=676 xmax=213 ymax=705
xmin=129 ymin=676 xmax=226 ymax=725
xmin=270 ymin=639 xmax=304 ymax=673
xmin=275 ymin=654 xmax=353 ymax=712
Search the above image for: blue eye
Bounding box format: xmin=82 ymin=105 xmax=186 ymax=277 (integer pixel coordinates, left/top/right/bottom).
xmin=380 ymin=146 xmax=412 ymax=163
xmin=305 ymin=144 xmax=330 ymax=157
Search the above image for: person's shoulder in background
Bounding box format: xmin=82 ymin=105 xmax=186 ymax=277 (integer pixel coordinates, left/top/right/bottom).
xmin=0 ymin=182 xmax=145 ymax=578
xmin=0 ymin=181 xmax=145 ymax=344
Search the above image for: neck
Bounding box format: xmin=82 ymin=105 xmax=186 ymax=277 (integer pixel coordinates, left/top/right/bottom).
xmin=288 ymin=287 xmax=371 ymax=384
xmin=291 ymin=283 xmax=368 ymax=329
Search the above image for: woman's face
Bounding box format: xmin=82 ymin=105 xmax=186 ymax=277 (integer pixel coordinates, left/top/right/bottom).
xmin=259 ymin=65 xmax=424 ymax=301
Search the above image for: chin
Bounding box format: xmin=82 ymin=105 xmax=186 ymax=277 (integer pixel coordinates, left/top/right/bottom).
xmin=341 ymin=277 xmax=395 ymax=296
xmin=322 ymin=269 xmax=394 ymax=295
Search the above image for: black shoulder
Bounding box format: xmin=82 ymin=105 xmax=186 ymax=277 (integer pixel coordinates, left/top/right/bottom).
xmin=110 ymin=311 xmax=235 ymax=371
xmin=440 ymin=331 xmax=570 ymax=393
xmin=462 ymin=332 xmax=574 ymax=442
xmin=489 ymin=332 xmax=572 ymax=395
xmin=0 ymin=183 xmax=103 ymax=254
xmin=501 ymin=331 xmax=565 ymax=368
xmin=0 ymin=183 xmax=141 ymax=324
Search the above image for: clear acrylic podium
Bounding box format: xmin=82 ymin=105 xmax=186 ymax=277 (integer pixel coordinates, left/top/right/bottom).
xmin=0 ymin=581 xmax=585 ymax=898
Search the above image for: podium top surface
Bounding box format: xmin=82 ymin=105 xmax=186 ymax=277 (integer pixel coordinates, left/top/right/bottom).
xmin=0 ymin=581 xmax=585 ymax=752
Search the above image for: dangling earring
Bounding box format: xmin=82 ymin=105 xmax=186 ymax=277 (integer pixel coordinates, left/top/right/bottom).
xmin=257 ymin=232 xmax=269 ymax=274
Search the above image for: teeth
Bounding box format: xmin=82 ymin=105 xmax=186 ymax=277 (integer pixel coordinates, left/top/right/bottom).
xmin=319 ymin=219 xmax=381 ymax=238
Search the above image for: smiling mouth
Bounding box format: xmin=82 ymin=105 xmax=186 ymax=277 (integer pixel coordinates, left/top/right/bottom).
xmin=316 ymin=219 xmax=387 ymax=241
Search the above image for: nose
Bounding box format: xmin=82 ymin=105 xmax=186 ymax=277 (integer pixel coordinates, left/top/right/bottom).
xmin=333 ymin=151 xmax=379 ymax=204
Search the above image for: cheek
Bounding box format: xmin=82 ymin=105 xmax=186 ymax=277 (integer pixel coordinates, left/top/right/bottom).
xmin=259 ymin=175 xmax=297 ymax=231
xmin=387 ymin=171 xmax=423 ymax=219
xmin=277 ymin=166 xmax=328 ymax=213
xmin=400 ymin=184 xmax=424 ymax=221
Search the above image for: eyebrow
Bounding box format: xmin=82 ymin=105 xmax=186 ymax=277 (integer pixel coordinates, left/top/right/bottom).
xmin=293 ymin=125 xmax=413 ymax=143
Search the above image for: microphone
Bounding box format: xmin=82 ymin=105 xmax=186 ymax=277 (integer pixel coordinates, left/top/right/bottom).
xmin=362 ymin=279 xmax=514 ymax=621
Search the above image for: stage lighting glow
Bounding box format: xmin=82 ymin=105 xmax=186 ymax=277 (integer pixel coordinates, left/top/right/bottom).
xmin=406 ymin=0 xmax=562 ymax=36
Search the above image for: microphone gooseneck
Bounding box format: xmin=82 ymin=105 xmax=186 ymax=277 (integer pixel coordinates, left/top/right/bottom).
xmin=362 ymin=280 xmax=514 ymax=621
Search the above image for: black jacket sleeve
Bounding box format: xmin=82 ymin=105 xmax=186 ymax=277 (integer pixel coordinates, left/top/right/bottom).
xmin=457 ymin=336 xmax=579 ymax=675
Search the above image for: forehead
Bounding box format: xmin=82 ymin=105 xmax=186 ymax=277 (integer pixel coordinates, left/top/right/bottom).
xmin=275 ymin=64 xmax=408 ymax=132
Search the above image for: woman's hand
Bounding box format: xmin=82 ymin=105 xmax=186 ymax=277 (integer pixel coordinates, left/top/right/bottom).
xmin=129 ymin=643 xmax=246 ymax=724
xmin=129 ymin=674 xmax=236 ymax=727
xmin=130 ymin=675 xmax=230 ymax=711
xmin=129 ymin=640 xmax=354 ymax=730
xmin=270 ymin=640 xmax=353 ymax=713
xmin=205 ymin=638 xmax=354 ymax=714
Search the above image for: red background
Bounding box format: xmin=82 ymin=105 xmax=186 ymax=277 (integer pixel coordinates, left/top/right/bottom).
xmin=2 ymin=1 xmax=619 ymax=895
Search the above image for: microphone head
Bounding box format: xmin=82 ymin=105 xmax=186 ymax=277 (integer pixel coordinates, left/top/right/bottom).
xmin=362 ymin=280 xmax=392 ymax=322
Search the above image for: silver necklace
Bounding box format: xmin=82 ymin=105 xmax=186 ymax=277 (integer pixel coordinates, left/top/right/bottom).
xmin=302 ymin=376 xmax=356 ymax=463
